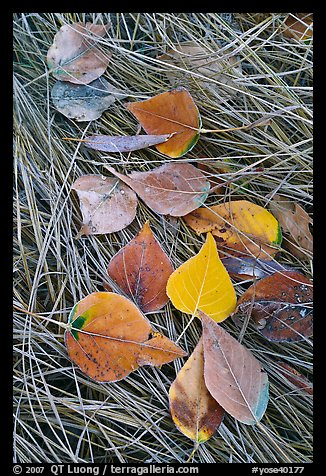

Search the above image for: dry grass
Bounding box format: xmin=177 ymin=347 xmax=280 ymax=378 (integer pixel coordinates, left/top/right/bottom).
xmin=13 ymin=13 xmax=313 ymax=463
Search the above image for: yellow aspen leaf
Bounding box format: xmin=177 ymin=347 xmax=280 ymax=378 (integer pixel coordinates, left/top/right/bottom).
xmin=166 ymin=233 xmax=236 ymax=322
xmin=184 ymin=200 xmax=282 ymax=259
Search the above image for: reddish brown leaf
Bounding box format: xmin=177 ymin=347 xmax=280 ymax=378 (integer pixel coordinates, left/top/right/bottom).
xmin=201 ymin=312 xmax=269 ymax=425
xmin=237 ymin=271 xmax=313 ymax=342
xmin=283 ymin=13 xmax=313 ymax=41
xmin=169 ymin=338 xmax=224 ymax=442
xmin=105 ymin=221 xmax=174 ymax=312
xmin=104 ymin=163 xmax=210 ymax=216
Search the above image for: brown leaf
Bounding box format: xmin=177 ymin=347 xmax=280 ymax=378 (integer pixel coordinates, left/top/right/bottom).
xmin=105 ymin=221 xmax=174 ymax=312
xmin=126 ymin=87 xmax=201 ymax=158
xmin=65 ymin=292 xmax=186 ymax=382
xmin=277 ymin=362 xmax=313 ymax=396
xmin=71 ymin=175 xmax=137 ymax=236
xmin=169 ymin=337 xmax=224 ymax=442
xmin=84 ymin=133 xmax=173 ymax=153
xmin=104 ymin=163 xmax=210 ymax=216
xmin=283 ymin=13 xmax=313 ymax=41
xmin=201 ymin=312 xmax=269 ymax=425
xmin=236 ymin=271 xmax=313 ymax=342
xmin=47 ymin=22 xmax=111 ymax=84
xmin=51 ymin=77 xmax=125 ymax=122
xmin=269 ymin=195 xmax=313 ymax=260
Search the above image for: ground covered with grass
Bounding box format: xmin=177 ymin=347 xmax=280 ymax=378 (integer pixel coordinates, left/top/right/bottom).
xmin=13 ymin=13 xmax=313 ymax=463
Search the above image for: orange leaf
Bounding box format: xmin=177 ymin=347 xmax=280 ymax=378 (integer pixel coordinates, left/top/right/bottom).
xmin=65 ymin=292 xmax=186 ymax=382
xmin=126 ymin=88 xmax=201 ymax=158
xmin=105 ymin=222 xmax=174 ymax=312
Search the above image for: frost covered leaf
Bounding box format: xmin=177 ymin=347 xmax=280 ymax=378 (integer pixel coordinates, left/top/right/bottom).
xmin=84 ymin=133 xmax=173 ymax=152
xmin=65 ymin=292 xmax=186 ymax=382
xmin=157 ymin=42 xmax=242 ymax=101
xmin=201 ymin=312 xmax=269 ymax=425
xmin=51 ymin=77 xmax=125 ymax=122
xmin=71 ymin=175 xmax=137 ymax=236
xmin=47 ymin=22 xmax=111 ymax=84
xmin=105 ymin=163 xmax=210 ymax=216
xmin=126 ymin=87 xmax=201 ymax=158
xmin=169 ymin=337 xmax=224 ymax=442
xmin=105 ymin=221 xmax=174 ymax=312
xmin=236 ymin=271 xmax=313 ymax=342
xmin=166 ymin=233 xmax=237 ymax=322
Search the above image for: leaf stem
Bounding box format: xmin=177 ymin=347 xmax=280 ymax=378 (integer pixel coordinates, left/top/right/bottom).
xmin=13 ymin=304 xmax=69 ymax=330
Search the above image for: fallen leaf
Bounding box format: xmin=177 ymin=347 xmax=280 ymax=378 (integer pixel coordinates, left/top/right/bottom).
xmin=47 ymin=22 xmax=111 ymax=84
xmin=65 ymin=292 xmax=186 ymax=382
xmin=169 ymin=337 xmax=224 ymax=442
xmin=157 ymin=42 xmax=242 ymax=102
xmin=104 ymin=163 xmax=210 ymax=217
xmin=277 ymin=362 xmax=313 ymax=396
xmin=126 ymin=87 xmax=201 ymax=158
xmin=201 ymin=312 xmax=269 ymax=425
xmin=71 ymin=174 xmax=137 ymax=236
xmin=104 ymin=221 xmax=174 ymax=312
xmin=283 ymin=13 xmax=313 ymax=41
xmin=51 ymin=77 xmax=125 ymax=122
xmin=83 ymin=133 xmax=173 ymax=152
xmin=166 ymin=233 xmax=237 ymax=322
xmin=221 ymin=256 xmax=294 ymax=281
xmin=269 ymin=195 xmax=312 ymax=260
xmin=184 ymin=200 xmax=282 ymax=259
xmin=236 ymin=271 xmax=313 ymax=342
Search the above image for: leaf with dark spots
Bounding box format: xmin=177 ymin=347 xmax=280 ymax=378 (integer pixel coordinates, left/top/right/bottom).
xmin=65 ymin=292 xmax=186 ymax=382
xmin=104 ymin=163 xmax=210 ymax=216
xmin=71 ymin=174 xmax=138 ymax=235
xmin=51 ymin=77 xmax=126 ymax=122
xmin=47 ymin=22 xmax=111 ymax=84
xmin=221 ymin=256 xmax=294 ymax=281
xmin=169 ymin=337 xmax=224 ymax=442
xmin=277 ymin=362 xmax=313 ymax=395
xmin=105 ymin=221 xmax=174 ymax=312
xmin=236 ymin=271 xmax=313 ymax=342
xmin=201 ymin=312 xmax=269 ymax=425
xmin=83 ymin=133 xmax=173 ymax=153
